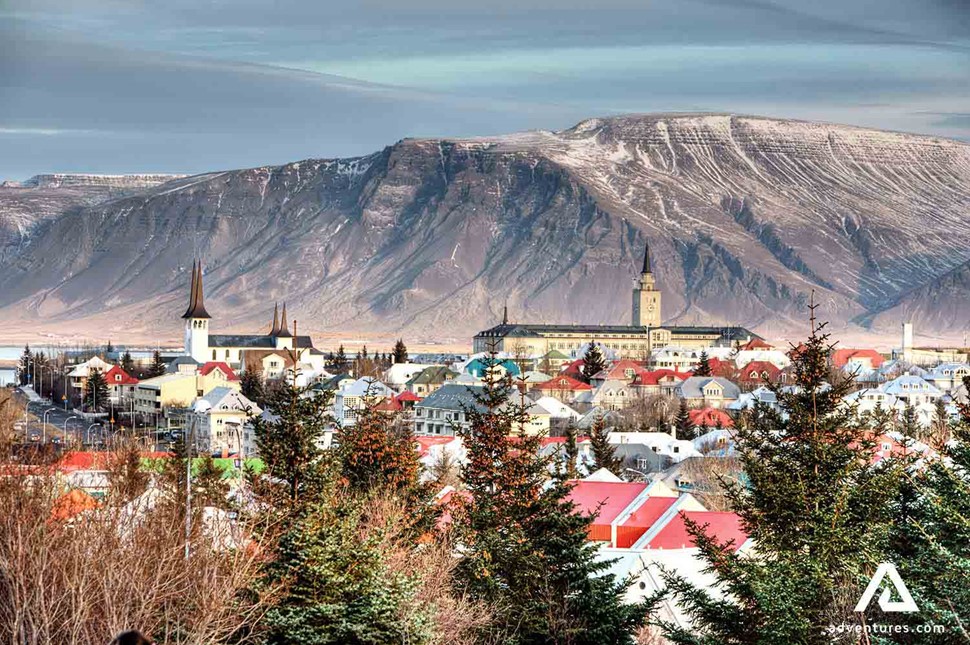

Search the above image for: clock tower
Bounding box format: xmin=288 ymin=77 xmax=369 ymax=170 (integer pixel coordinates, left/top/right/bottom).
xmin=632 ymin=242 xmax=661 ymax=327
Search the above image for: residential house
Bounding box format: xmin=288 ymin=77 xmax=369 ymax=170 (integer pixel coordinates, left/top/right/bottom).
xmin=736 ymin=360 xmax=782 ymax=390
xmin=650 ymin=347 xmax=700 ymax=372
xmin=66 ymin=356 xmax=113 ymax=400
xmin=532 ymin=374 xmax=592 ymax=402
xmin=465 ymin=357 xmax=521 ymax=381
xmin=924 ymin=363 xmax=970 ymax=394
xmin=676 ymin=376 xmax=741 ymax=408
xmin=566 ymin=479 xmax=678 ymax=547
xmin=383 ymin=363 xmax=435 ymax=390
xmin=333 ymin=377 xmax=396 ymax=427
xmin=103 ymin=365 xmax=139 ymax=405
xmin=405 ymin=366 xmax=459 ymax=397
xmin=880 ymin=374 xmax=942 ymax=406
xmin=413 ymin=384 xmax=486 ymax=436
xmin=194 ymin=387 xmax=261 ymax=457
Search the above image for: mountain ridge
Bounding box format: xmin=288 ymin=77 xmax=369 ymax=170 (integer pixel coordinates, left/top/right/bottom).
xmin=1 ymin=113 xmax=968 ymax=345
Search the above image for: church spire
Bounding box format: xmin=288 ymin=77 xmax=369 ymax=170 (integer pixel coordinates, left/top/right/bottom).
xmin=276 ymin=302 xmax=292 ymax=337
xmin=181 ymin=259 xmax=211 ymax=319
xmin=641 ymin=241 xmax=652 ymax=275
xmin=502 ymin=303 xmax=509 ymax=325
xmin=270 ymin=302 xmax=280 ymax=336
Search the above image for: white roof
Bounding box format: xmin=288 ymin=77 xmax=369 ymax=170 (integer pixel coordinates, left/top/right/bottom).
xmin=531 ymin=395 xmax=581 ymax=418
xmin=584 ymin=467 xmax=623 ymax=482
xmin=67 ymin=355 xmax=113 ymax=378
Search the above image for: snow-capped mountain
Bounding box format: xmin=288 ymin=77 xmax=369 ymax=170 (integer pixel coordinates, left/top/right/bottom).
xmin=1 ymin=114 xmax=967 ymax=343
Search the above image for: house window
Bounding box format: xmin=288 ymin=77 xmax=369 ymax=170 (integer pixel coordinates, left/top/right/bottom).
xmin=212 ymin=350 xmax=217 ymax=360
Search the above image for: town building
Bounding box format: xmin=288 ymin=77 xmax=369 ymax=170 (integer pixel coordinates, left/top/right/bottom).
xmin=193 ymin=387 xmax=261 ymax=457
xmin=180 ymin=260 xmax=326 ymax=374
xmin=472 ymin=243 xmax=759 ymax=358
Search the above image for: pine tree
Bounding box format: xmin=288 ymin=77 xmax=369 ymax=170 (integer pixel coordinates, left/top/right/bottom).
xmin=240 ymin=365 xmax=265 ymax=405
xmin=885 ymin=375 xmax=970 ymax=642
xmin=108 ymin=440 xmax=149 ymax=501
xmin=929 ymin=397 xmax=951 ymax=448
xmin=193 ymin=455 xmax=230 ymax=509
xmin=694 ymin=350 xmax=712 ymax=377
xmin=657 ymin=304 xmax=904 ymax=644
xmin=148 ymin=349 xmax=166 ymax=377
xmin=580 ymin=342 xmax=607 ymax=384
xmin=17 ymin=344 xmax=32 ymax=386
xmin=675 ymin=398 xmax=694 ymax=440
xmin=249 ymin=375 xmax=334 ymax=505
xmin=589 ymin=416 xmax=623 ymax=475
xmin=337 ymin=403 xmax=420 ymax=495
xmin=900 ymin=401 xmax=921 ymax=438
xmin=334 ymin=345 xmax=348 ymax=372
xmin=106 ymin=339 xmax=114 ymax=354
xmin=563 ymin=425 xmax=580 ymax=479
xmin=456 ymin=352 xmax=650 ymax=643
xmin=392 ymin=339 xmax=408 ymax=364
xmin=120 ymin=350 xmax=135 ymax=374
xmin=83 ymin=368 xmax=109 ymax=412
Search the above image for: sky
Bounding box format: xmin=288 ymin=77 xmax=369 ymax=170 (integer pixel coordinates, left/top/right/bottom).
xmin=1 ymin=0 xmax=968 ymax=179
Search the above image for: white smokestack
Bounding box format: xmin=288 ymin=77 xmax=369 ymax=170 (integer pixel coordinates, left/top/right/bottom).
xmin=902 ymin=322 xmax=914 ymax=363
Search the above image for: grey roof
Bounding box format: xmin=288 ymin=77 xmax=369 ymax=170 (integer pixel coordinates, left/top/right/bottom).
xmin=475 ymin=323 xmax=760 ymax=343
xmin=407 ymin=365 xmax=458 ymax=386
xmin=313 ymin=373 xmax=353 ymax=391
xmin=676 ymin=376 xmax=741 ymax=400
xmin=166 ymin=356 xmax=200 ymax=372
xmin=416 ymin=383 xmax=487 ymax=413
xmin=208 ymin=334 xmax=315 ymax=349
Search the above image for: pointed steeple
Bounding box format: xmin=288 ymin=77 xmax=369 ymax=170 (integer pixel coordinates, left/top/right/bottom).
xmin=270 ymin=302 xmax=280 ymax=336
xmin=276 ymin=302 xmax=292 ymax=337
xmin=641 ymin=241 xmax=652 ymax=275
xmin=502 ymin=303 xmax=509 ymax=325
xmin=182 ymin=260 xmax=211 ymax=319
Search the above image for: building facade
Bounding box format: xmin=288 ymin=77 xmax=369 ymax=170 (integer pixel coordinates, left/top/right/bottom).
xmin=473 ymin=243 xmax=758 ymax=358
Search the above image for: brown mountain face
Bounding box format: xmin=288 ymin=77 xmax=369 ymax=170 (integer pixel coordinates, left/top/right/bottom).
xmin=0 ymin=114 xmax=968 ymax=345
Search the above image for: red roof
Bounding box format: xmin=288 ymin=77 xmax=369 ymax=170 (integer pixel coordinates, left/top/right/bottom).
xmin=415 ymin=436 xmax=457 ymax=457
xmin=707 ymin=357 xmax=737 ymax=378
xmin=688 ymin=407 xmax=735 ymax=429
xmin=603 ymin=359 xmax=650 ymax=382
xmin=647 ymin=510 xmax=747 ymax=551
xmin=615 ymin=496 xmax=679 ymax=548
xmin=740 ymin=339 xmax=774 ymax=351
xmin=567 ymin=481 xmax=648 ymax=542
xmin=199 ymin=361 xmax=239 ymax=381
xmin=104 ymin=365 xmax=138 ymax=385
xmin=395 ymin=391 xmax=422 ymax=403
xmin=635 ymin=369 xmax=691 ymax=386
xmin=373 ymin=397 xmax=403 ymax=412
xmin=560 ymin=359 xmax=586 ymax=379
xmin=831 ymin=348 xmax=885 ymax=369
xmin=535 ymin=374 xmax=593 ymax=392
xmin=738 ymin=361 xmax=781 ymax=383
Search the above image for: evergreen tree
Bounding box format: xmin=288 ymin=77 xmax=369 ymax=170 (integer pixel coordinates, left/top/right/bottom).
xmin=563 ymin=425 xmax=580 ymax=480
xmin=337 ymin=403 xmax=420 ymax=495
xmin=456 ymin=352 xmax=650 ymax=643
xmin=83 ymin=368 xmax=109 ymax=412
xmin=249 ymin=375 xmax=334 ymax=505
xmin=240 ymin=365 xmax=265 ymax=405
xmin=148 ymin=349 xmax=166 ymax=377
xmin=108 ymin=439 xmax=149 ymax=501
xmin=657 ymin=305 xmax=904 ymax=644
xmin=106 ymin=339 xmax=115 ymax=354
xmin=17 ymin=344 xmax=32 ymax=386
xmin=262 ymin=496 xmax=431 ymax=645
xmin=885 ymin=375 xmax=970 ymax=642
xmin=392 ymin=339 xmax=408 ymax=364
xmin=694 ymin=350 xmax=712 ymax=377
xmin=900 ymin=401 xmax=921 ymax=438
xmin=120 ymin=350 xmax=135 ymax=374
xmin=929 ymin=397 xmax=951 ymax=448
xmin=334 ymin=345 xmax=348 ymax=372
xmin=580 ymin=342 xmax=607 ymax=384
xmin=589 ymin=416 xmax=623 ymax=475
xmin=193 ymin=455 xmax=230 ymax=509
xmin=675 ymin=398 xmax=695 ymax=440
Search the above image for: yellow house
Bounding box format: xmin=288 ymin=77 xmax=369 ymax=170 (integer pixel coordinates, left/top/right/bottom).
xmin=133 ymin=371 xmax=240 ymax=415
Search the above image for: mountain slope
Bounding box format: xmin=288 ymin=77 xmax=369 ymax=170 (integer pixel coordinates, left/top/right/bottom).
xmin=1 ymin=114 xmax=968 ymax=344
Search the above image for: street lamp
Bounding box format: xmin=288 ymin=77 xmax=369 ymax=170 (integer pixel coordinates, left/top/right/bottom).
xmin=86 ymin=423 xmax=102 ymax=447
xmin=42 ymin=409 xmax=54 ymax=444
xmin=64 ymin=415 xmax=78 ymax=447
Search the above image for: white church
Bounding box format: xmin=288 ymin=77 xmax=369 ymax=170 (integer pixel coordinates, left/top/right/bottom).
xmin=181 ymin=260 xmax=328 ymax=379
